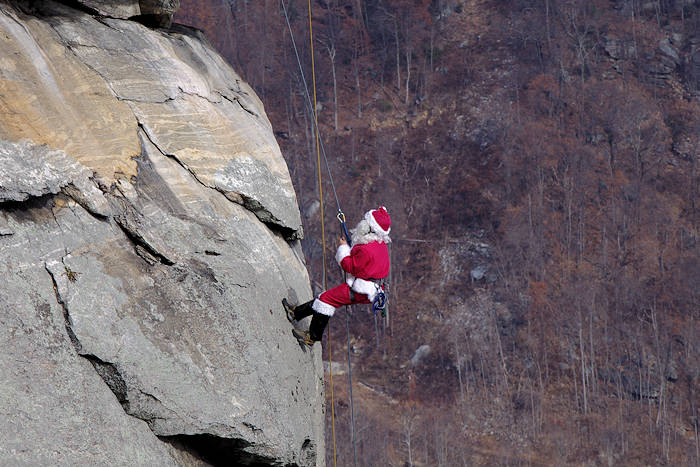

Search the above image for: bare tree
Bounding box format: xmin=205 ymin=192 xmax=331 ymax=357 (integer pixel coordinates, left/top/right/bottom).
xmin=405 ymin=39 xmax=412 ymax=105
xmin=353 ymin=39 xmax=362 ymax=118
xmin=318 ymin=37 xmax=339 ymax=131
xmin=401 ymin=406 xmax=418 ymax=467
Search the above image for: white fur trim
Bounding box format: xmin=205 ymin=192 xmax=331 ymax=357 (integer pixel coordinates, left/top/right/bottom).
xmin=335 ymin=243 xmax=351 ymax=265
xmin=353 ymin=231 xmax=391 ymax=245
xmin=364 ymin=209 xmax=390 ymax=237
xmin=312 ymin=298 xmax=336 ymax=316
xmin=351 ymin=278 xmax=379 ymax=301
xmin=345 ymin=274 xmax=355 ymax=287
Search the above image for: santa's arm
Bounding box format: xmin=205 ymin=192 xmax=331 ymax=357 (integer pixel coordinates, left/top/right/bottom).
xmin=336 ymin=245 xmax=369 ymax=276
xmin=335 ymin=243 xmax=351 ymax=265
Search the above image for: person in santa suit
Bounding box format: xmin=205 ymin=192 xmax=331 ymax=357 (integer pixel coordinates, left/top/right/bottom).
xmin=283 ymin=206 xmax=391 ymax=346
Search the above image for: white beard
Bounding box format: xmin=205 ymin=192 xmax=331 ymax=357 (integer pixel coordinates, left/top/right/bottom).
xmin=350 ymin=219 xmax=391 ymax=245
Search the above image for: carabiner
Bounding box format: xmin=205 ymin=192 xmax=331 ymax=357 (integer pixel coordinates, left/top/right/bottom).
xmin=337 ymin=210 xmax=351 ymax=245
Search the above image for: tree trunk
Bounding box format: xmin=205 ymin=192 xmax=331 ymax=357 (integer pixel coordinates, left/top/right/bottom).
xmin=354 ymin=42 xmax=362 ymax=118
xmin=395 ymin=18 xmax=401 ymax=91
xmin=405 ymin=47 xmax=411 ymax=104
xmin=327 ymin=44 xmax=339 ymax=131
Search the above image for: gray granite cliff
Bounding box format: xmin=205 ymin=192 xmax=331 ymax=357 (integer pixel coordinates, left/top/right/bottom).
xmin=0 ymin=1 xmax=323 ymax=465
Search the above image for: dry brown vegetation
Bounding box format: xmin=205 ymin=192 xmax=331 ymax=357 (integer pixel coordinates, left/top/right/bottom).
xmin=176 ymin=1 xmax=699 ymax=464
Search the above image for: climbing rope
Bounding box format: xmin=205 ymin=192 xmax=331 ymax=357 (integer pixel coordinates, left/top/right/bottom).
xmin=345 ymin=306 xmax=358 ymax=466
xmin=305 ymin=2 xmax=338 ymax=466
xmin=305 ymin=1 xmax=335 ymax=465
xmin=280 ymin=0 xmax=343 ymax=215
xmin=280 ymin=2 xmax=358 ymax=465
xmin=281 ymin=0 xmax=337 ymax=464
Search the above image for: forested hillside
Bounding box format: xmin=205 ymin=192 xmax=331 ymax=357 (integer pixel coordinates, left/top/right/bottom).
xmin=177 ymin=1 xmax=699 ymax=464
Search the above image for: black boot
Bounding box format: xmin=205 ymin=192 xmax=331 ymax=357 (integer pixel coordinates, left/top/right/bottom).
xmin=292 ymin=328 xmax=314 ymax=346
xmin=292 ymin=313 xmax=330 ymax=346
xmin=283 ymin=298 xmax=314 ymax=323
xmin=308 ymin=312 xmax=330 ymax=342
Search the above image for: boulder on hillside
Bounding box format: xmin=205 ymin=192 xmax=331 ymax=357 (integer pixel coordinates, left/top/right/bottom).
xmin=689 ymin=37 xmax=700 ymax=91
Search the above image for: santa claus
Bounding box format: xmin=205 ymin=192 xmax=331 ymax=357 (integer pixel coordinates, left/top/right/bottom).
xmin=283 ymin=206 xmax=391 ymax=346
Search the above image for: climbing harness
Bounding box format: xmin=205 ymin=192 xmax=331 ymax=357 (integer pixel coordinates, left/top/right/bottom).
xmin=348 ymin=277 xmax=388 ymax=318
xmin=371 ymin=281 xmax=388 ymax=318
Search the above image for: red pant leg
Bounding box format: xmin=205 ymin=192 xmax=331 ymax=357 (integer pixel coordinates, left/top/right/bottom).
xmin=312 ymin=283 xmax=371 ymax=316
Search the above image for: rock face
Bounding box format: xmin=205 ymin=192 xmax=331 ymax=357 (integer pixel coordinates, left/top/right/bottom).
xmin=66 ymin=0 xmax=180 ymax=27
xmin=0 ymin=2 xmax=322 ymax=466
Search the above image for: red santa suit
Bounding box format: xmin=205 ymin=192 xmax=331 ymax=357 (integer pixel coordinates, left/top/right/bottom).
xmin=311 ymin=207 xmax=391 ymax=316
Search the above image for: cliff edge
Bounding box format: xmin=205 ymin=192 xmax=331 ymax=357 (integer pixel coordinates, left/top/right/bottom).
xmin=0 ymin=1 xmax=323 ymax=465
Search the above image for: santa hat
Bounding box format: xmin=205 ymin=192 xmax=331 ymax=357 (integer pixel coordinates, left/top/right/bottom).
xmin=364 ymin=206 xmax=391 ymax=236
